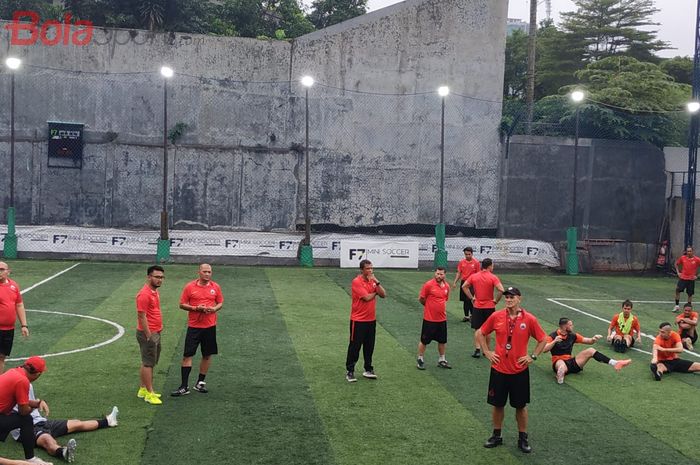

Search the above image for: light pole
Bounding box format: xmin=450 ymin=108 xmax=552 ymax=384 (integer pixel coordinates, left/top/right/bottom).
xmin=434 ymin=86 xmax=449 ymax=269
xmin=300 ymin=75 xmax=314 ymax=267
xmin=156 ymin=65 xmax=174 ymax=263
xmin=567 ymin=89 xmax=585 ymax=275
xmin=4 ymin=57 xmax=21 ymax=259
xmin=686 ymin=100 xmax=700 ymax=250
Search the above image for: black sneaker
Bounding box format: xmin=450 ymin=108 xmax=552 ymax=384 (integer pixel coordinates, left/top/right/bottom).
xmin=462 ymin=316 xmax=470 ymax=322
xmin=483 ymin=435 xmax=503 ymax=448
xmin=170 ymin=386 xmax=190 ymax=397
xmin=518 ymin=435 xmax=532 ymax=453
xmin=345 ymin=371 xmax=357 ymax=383
xmin=650 ymin=364 xmax=662 ymax=381
xmin=416 ymin=358 xmax=425 ymax=370
xmin=437 ymin=360 xmax=452 ymax=369
xmin=472 ymin=349 xmax=481 ymax=358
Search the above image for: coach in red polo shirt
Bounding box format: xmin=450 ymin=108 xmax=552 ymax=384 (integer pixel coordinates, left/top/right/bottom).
xmin=416 ymin=268 xmax=452 ymax=370
xmin=476 ymin=287 xmax=546 ymax=454
xmin=344 ymin=260 xmax=386 ymax=383
xmin=0 ymin=262 xmax=30 ymax=373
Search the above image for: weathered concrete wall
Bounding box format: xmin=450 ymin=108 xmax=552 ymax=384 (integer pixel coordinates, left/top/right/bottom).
xmin=0 ymin=0 xmax=507 ymax=232
xmin=501 ymin=135 xmax=666 ymax=243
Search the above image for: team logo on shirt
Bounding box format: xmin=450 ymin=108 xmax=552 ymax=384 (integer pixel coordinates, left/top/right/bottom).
xmin=10 ymin=285 xmax=15 ymax=291
xmin=210 ymin=289 xmax=216 ymax=295
xmin=520 ymin=323 xmax=527 ymax=330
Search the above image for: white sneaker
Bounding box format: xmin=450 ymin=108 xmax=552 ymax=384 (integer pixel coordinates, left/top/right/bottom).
xmin=27 ymin=457 xmax=54 ymax=465
xmin=673 ymin=305 xmax=680 ymax=313
xmin=64 ymin=438 xmax=77 ymax=463
xmin=362 ymin=371 xmax=378 ymax=379
xmin=106 ymin=406 xmax=119 ymax=427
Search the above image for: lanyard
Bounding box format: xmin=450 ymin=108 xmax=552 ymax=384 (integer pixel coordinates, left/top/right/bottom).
xmin=505 ymin=311 xmax=522 ymax=351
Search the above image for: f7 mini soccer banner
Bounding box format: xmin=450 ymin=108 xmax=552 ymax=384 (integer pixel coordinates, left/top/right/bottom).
xmin=48 ymin=121 xmax=84 ymax=168
xmin=340 ymin=240 xmax=420 ymax=269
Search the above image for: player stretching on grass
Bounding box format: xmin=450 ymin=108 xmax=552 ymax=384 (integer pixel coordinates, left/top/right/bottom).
xmin=345 ymin=260 xmax=386 ymax=383
xmin=673 ymin=246 xmax=700 ymax=312
xmin=11 ymin=385 xmax=118 ymax=463
xmin=606 ymin=300 xmax=641 ymax=353
xmin=676 ymin=303 xmax=698 ymax=350
xmin=416 ymin=268 xmax=451 ymax=370
xmin=544 ymin=318 xmax=631 ymax=384
xmin=172 ymin=264 xmax=224 ymax=396
xmin=650 ymin=322 xmax=700 ymax=380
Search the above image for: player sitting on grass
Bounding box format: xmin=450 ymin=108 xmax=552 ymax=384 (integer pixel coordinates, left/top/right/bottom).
xmin=544 ymin=317 xmax=631 ymax=384
xmin=650 ymin=322 xmax=700 ymax=380
xmin=675 ymin=303 xmax=698 ymax=351
xmin=11 ymin=385 xmax=118 ymax=463
xmin=606 ymin=300 xmax=642 ymax=353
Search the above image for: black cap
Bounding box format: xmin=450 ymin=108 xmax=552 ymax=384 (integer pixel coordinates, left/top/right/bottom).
xmin=503 ymin=287 xmax=521 ymax=296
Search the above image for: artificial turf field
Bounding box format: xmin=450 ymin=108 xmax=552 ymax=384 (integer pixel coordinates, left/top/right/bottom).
xmin=2 ymin=259 xmax=700 ymax=465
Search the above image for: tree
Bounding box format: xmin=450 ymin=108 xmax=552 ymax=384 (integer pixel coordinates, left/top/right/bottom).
xmin=503 ymin=29 xmax=529 ymax=99
xmin=535 ymin=20 xmax=587 ymax=99
xmin=660 ymin=56 xmax=693 ymax=86
xmin=560 ymin=0 xmax=669 ymax=62
xmin=307 ymin=0 xmax=367 ymax=30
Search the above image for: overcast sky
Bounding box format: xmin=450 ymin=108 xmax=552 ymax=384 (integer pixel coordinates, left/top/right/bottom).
xmin=366 ymin=0 xmax=694 ymax=58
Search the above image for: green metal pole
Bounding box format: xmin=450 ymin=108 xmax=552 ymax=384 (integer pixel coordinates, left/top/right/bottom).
xmin=434 ymin=223 xmax=447 ymax=269
xmin=566 ymin=226 xmax=578 ymax=275
xmin=3 ymin=207 xmax=17 ymax=259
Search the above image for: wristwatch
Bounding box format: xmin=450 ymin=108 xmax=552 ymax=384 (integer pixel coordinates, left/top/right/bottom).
xmin=530 ymin=354 xmax=538 ymax=360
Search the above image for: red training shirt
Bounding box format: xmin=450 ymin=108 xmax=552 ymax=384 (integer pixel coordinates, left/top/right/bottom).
xmin=350 ymin=275 xmax=378 ymax=322
xmin=0 ymin=367 xmax=30 ymax=415
xmin=654 ymin=331 xmax=682 ymax=361
xmin=136 ymin=284 xmax=163 ymax=332
xmin=0 ymin=279 xmax=22 ymax=331
xmin=419 ymin=279 xmax=449 ymax=322
xmin=609 ymin=314 xmax=640 ymax=336
xmin=180 ymin=280 xmax=224 ymax=328
xmin=479 ymin=308 xmax=546 ymax=375
xmin=457 ymin=258 xmax=481 ymax=281
xmin=466 ymin=270 xmax=502 ymax=309
xmin=676 ymin=311 xmax=698 ymax=328
xmin=676 ymin=255 xmax=700 ymax=280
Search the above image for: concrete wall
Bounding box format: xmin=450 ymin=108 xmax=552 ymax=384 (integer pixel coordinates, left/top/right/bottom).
xmin=0 ymin=0 xmax=508 ymax=232
xmin=500 ymin=135 xmax=666 ymax=243
xmin=664 ymin=146 xmax=700 ymax=257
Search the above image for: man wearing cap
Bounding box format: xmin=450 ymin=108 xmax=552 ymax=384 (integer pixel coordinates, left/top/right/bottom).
xmin=136 ymin=265 xmax=164 ymax=406
xmin=417 ymin=268 xmax=452 ymax=370
xmin=606 ymin=300 xmax=642 ymax=353
xmin=0 ymin=356 xmax=53 ymax=464
xmin=0 ymin=262 xmax=30 ymax=373
xmin=476 ymin=287 xmax=547 ymax=454
xmin=650 ymin=321 xmax=700 ymax=380
xmin=675 ymin=303 xmax=698 ymax=350
xmin=544 ymin=318 xmax=631 ymax=384
xmin=464 ymin=258 xmax=504 ymax=358
xmin=452 ymin=247 xmax=480 ymax=322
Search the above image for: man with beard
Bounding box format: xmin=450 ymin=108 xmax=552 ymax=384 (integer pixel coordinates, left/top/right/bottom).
xmin=416 ymin=268 xmax=451 ymax=370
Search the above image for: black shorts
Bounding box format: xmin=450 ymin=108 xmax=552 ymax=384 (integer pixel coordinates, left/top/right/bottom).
xmin=471 ymin=308 xmax=495 ymax=330
xmin=660 ymin=358 xmax=694 ymax=373
xmin=183 ymin=326 xmax=218 ymax=357
xmin=0 ymin=329 xmax=14 ymax=357
xmin=680 ymin=329 xmax=699 ymax=344
xmin=552 ymin=358 xmax=582 ymax=374
xmin=487 ymin=368 xmax=530 ymax=409
xmin=34 ymin=420 xmax=69 ymax=441
xmin=677 ymin=279 xmax=696 ymax=296
xmin=420 ymin=320 xmax=447 ymax=345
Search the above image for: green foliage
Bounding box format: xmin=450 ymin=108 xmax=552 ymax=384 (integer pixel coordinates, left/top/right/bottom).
xmin=167 ymin=122 xmax=189 ymax=144
xmin=308 ymin=0 xmax=368 ymax=29
xmin=503 ymin=29 xmax=529 ymax=99
xmin=661 ymin=56 xmax=694 ymax=85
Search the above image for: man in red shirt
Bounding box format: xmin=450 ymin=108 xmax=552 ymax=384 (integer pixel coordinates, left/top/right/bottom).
xmin=476 ymin=287 xmax=546 ymax=454
xmin=452 ymin=247 xmax=480 ymax=323
xmin=674 ymin=246 xmax=700 ymax=312
xmin=464 ymin=258 xmax=504 ymax=358
xmin=676 ymin=303 xmax=698 ymax=350
xmin=171 ymin=264 xmax=224 ymax=397
xmin=650 ymin=321 xmax=700 ymax=380
xmin=136 ymin=265 xmax=164 ymax=405
xmin=544 ymin=317 xmax=631 ymax=385
xmin=345 ymin=260 xmax=386 ymax=383
xmin=0 ymin=262 xmax=30 ymax=373
xmin=606 ymin=300 xmax=642 ymax=353
xmin=0 ymin=356 xmax=52 ymax=464
xmin=417 ymin=268 xmax=451 ymax=369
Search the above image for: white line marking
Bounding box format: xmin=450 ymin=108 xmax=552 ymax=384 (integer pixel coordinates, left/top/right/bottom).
xmin=550 ymin=298 xmax=672 ymax=304
xmin=7 ymin=309 xmax=125 ymax=362
xmin=20 ymin=263 xmax=81 ymax=294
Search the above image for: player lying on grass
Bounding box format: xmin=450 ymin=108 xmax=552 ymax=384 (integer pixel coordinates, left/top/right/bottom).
xmin=544 ymin=317 xmax=631 ymax=384
xmin=650 ymin=321 xmax=700 ymax=381
xmin=11 ymin=385 xmax=118 ymax=463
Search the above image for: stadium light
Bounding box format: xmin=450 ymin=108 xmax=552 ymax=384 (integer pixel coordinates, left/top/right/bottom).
xmin=438 ymin=86 xmax=449 ymax=97
xmin=299 ymin=75 xmax=315 ymax=265
xmin=688 ymin=101 xmax=700 ymax=114
xmin=157 ymin=66 xmax=174 ymax=262
xmin=570 ymin=90 xmax=585 ymax=103
xmin=5 ymin=57 xmax=21 ymax=70
xmin=438 ymin=86 xmax=449 ymax=225
xmin=160 ymin=66 xmax=174 ymax=78
xmin=3 ymin=57 xmax=22 ymax=258
xmin=301 ymin=75 xmax=314 ymax=88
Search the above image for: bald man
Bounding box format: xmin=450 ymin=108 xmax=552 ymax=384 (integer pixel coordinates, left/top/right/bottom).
xmin=0 ymin=262 xmax=29 ymax=373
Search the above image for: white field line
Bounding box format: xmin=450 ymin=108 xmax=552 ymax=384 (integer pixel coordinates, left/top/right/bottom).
xmin=10 ymin=262 xmax=126 ymax=361
xmin=547 ymin=298 xmax=700 ymax=359
xmin=551 ymin=298 xmax=672 ymax=304
xmin=20 ymin=263 xmax=82 ymax=294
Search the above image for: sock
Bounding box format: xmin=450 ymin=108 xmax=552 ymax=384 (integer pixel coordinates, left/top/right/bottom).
xmin=493 ymin=429 xmax=502 ymax=437
xmin=676 ymin=299 xmax=680 ymax=305
xmin=417 ymin=355 xmax=424 ymax=362
xmin=608 ymin=359 xmax=618 ymax=366
xmin=198 ymin=373 xmax=206 ymax=383
xmin=54 ymin=447 xmax=66 ymax=458
xmin=97 ymin=418 xmax=108 ymax=429
xmin=474 ymin=347 xmax=481 ymax=352
xmin=439 ymin=355 xmax=446 ymax=362
xmin=592 ymin=351 xmax=610 ymax=364
xmin=181 ymin=366 xmax=192 ymax=388
xmin=519 ymin=431 xmax=528 ymax=440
